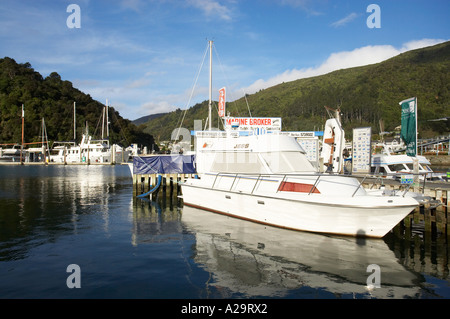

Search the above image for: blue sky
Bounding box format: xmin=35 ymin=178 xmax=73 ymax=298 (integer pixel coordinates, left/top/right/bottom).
xmin=0 ymin=0 xmax=448 ymax=121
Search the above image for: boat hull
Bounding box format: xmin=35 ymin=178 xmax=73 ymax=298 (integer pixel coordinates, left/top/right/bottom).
xmin=181 ymin=183 xmax=417 ymax=238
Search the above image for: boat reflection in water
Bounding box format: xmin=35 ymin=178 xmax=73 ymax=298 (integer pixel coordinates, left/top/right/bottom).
xmin=180 ymin=205 xmax=423 ymax=298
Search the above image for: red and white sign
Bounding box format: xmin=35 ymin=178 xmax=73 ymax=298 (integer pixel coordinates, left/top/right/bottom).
xmin=218 ymin=87 xmax=226 ymax=118
xmin=224 ymin=117 xmax=282 ymax=130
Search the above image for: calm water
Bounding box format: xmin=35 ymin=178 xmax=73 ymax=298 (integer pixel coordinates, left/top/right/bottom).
xmin=0 ymin=165 xmax=448 ymax=300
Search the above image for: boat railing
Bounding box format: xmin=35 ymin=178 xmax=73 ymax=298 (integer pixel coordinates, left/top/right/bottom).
xmin=206 ymin=172 xmax=395 ymax=197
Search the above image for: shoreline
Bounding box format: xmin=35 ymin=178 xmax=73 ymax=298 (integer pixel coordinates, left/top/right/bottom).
xmin=0 ymin=161 xmax=130 ymax=166
xmin=0 ymin=155 xmax=448 ymax=166
xmin=425 ymin=155 xmax=450 ymax=166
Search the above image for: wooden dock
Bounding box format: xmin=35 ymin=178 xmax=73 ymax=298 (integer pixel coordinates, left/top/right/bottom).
xmin=361 ymin=178 xmax=449 ymax=236
xmin=132 ymin=173 xmax=194 ymax=198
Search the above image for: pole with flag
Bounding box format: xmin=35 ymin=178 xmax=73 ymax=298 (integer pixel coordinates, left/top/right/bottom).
xmin=399 ymin=97 xmax=417 ymax=157
xmin=218 ymin=87 xmax=226 ymax=118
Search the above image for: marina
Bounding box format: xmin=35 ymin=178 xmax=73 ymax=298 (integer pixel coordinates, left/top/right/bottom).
xmin=0 ymin=164 xmax=448 ymax=299
xmin=0 ymin=0 xmax=448 ymax=305
xmin=0 ymin=39 xmax=449 ymax=303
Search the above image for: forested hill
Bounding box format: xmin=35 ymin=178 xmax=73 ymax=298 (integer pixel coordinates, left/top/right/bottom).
xmin=141 ymin=41 xmax=450 ymax=142
xmin=0 ymin=57 xmax=156 ymax=148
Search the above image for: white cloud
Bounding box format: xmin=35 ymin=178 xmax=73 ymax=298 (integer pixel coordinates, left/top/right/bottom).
xmin=277 ymin=0 xmax=323 ymax=16
xmin=186 ymin=0 xmax=233 ymax=21
xmin=240 ymin=39 xmax=448 ymax=95
xmin=120 ymin=0 xmax=144 ymax=12
xmin=330 ymin=12 xmax=359 ymax=28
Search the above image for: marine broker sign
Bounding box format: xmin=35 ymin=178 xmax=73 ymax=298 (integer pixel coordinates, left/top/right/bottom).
xmin=224 ymin=117 xmax=282 ymax=130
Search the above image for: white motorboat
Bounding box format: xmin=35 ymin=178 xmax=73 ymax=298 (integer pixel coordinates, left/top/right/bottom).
xmin=181 ymin=131 xmax=418 ymax=238
xmin=0 ymin=145 xmax=23 ymax=162
xmin=50 ymin=134 xmax=130 ymax=164
xmin=178 ymin=40 xmax=418 ymax=238
xmin=49 ymin=102 xmax=130 ymax=164
xmin=371 ymin=144 xmax=446 ymax=182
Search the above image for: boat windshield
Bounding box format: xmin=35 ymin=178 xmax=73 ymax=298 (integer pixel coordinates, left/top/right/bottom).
xmin=209 ymin=150 xmax=316 ymax=174
xmin=388 ymin=164 xmax=408 ymax=172
xmin=210 ymin=152 xmax=266 ymax=174
xmin=260 ymin=151 xmax=315 ymax=173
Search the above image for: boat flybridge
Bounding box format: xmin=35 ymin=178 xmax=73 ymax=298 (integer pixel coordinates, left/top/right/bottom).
xmin=181 ymin=127 xmax=419 ymax=238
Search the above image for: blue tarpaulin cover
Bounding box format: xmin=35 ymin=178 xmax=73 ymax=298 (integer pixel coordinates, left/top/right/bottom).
xmin=133 ymin=155 xmax=196 ymax=174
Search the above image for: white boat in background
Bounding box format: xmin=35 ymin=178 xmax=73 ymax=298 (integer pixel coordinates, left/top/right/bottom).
xmin=50 ymin=133 xmax=130 ymax=164
xmin=371 ymin=143 xmax=446 ymax=182
xmin=182 ymin=131 xmax=418 ymax=238
xmin=0 ymin=144 xmax=23 ymax=162
xmin=49 ymin=101 xmax=131 ymax=164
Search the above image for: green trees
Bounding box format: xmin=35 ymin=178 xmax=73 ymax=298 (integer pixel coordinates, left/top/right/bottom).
xmin=0 ymin=57 xmax=156 ymax=148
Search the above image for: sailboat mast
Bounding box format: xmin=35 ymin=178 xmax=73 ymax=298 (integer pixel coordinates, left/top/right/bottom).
xmin=74 ymin=102 xmax=76 ymax=141
xmin=102 ymin=105 xmax=105 ymax=140
xmin=21 ymin=104 xmax=24 ymax=164
xmin=106 ymin=99 xmax=109 ymax=140
xmin=208 ymin=40 xmax=213 ymax=131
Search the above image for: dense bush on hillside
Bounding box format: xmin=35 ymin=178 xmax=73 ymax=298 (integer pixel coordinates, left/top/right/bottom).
xmin=142 ymin=41 xmax=450 ymax=141
xmin=0 ymin=57 xmax=156 ymax=149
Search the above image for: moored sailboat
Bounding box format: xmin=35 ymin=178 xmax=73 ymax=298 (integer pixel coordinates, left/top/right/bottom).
xmin=49 ymin=101 xmax=130 ymax=164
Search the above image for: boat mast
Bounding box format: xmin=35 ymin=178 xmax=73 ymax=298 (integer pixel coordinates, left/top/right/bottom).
xmin=73 ymin=102 xmax=76 ymax=141
xmin=102 ymin=103 xmax=105 ymax=140
xmin=208 ymin=40 xmax=213 ymax=131
xmin=20 ymin=104 xmax=24 ymax=164
xmin=106 ymin=99 xmax=109 ymax=143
